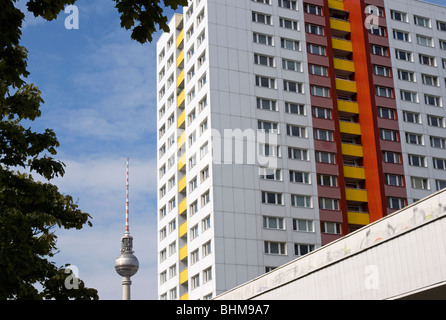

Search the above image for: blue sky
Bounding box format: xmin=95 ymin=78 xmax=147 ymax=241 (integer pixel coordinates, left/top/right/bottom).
xmin=17 ymin=0 xmax=180 ymax=300
xmin=15 ymin=0 xmax=446 ymax=300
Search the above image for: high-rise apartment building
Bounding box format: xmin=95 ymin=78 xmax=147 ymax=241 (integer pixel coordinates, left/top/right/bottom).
xmin=156 ymin=0 xmax=446 ymax=300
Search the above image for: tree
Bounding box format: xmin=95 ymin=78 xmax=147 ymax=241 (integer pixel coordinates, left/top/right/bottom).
xmin=0 ymin=0 xmax=185 ymax=300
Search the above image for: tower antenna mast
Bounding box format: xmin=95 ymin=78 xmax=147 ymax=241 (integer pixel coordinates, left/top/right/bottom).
xmin=114 ymin=158 xmax=139 ymax=300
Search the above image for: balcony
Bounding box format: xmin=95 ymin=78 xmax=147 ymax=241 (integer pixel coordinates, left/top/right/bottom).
xmin=328 ymin=0 xmax=345 ymax=10
xmin=177 ymin=69 xmax=184 ymax=87
xmin=336 ymin=78 xmax=357 ymax=93
xmin=178 ymin=175 xmax=187 ymax=193
xmin=177 ymin=89 xmax=185 ymax=108
xmin=176 ymin=29 xmax=184 ymax=49
xmin=339 ymin=121 xmax=361 ymax=136
xmin=345 ymin=188 xmax=368 ymax=202
xmin=178 ymin=153 xmax=186 ymax=171
xmin=179 ymin=245 xmax=188 ymax=261
xmin=347 ymin=211 xmax=370 ymax=225
xmin=337 ymin=100 xmax=359 ymax=114
xmin=179 ymin=267 xmax=188 ymax=284
xmin=179 ymin=220 xmax=187 ymax=238
xmin=180 ymin=293 xmax=189 ymax=300
xmin=341 ymin=143 xmax=363 ymax=158
xmin=332 ymin=38 xmax=353 ymax=53
xmin=333 ymin=58 xmax=355 ymax=73
xmin=343 ymin=165 xmax=366 ymax=180
xmin=176 ymin=49 xmax=184 ymax=69
xmin=330 ymin=18 xmax=351 ymax=37
xmin=177 ymin=132 xmax=186 ymax=149
xmin=179 ymin=198 xmax=187 ymax=215
xmin=177 ymin=110 xmax=185 ymax=128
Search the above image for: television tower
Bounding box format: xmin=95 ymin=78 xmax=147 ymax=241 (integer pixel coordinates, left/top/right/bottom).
xmin=114 ymin=157 xmax=139 ymax=300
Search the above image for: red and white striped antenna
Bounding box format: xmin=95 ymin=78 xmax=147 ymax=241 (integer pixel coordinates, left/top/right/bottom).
xmin=125 ymin=157 xmax=130 ymax=235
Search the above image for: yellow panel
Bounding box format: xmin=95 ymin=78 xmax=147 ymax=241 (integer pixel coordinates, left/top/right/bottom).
xmin=177 ymin=69 xmax=184 ymax=86
xmin=328 ymin=0 xmax=344 ymax=10
xmin=333 ymin=58 xmax=355 ymax=73
xmin=177 ymin=89 xmax=185 ymax=108
xmin=336 ymin=79 xmax=357 ymax=93
xmin=176 ymin=30 xmax=184 ymax=48
xmin=179 ymin=198 xmax=187 ymax=215
xmin=330 ymin=18 xmax=351 ymax=33
xmin=176 ymin=49 xmax=184 ymax=68
xmin=177 ymin=132 xmax=186 ymax=149
xmin=180 ymin=293 xmax=189 ymax=300
xmin=341 ymin=143 xmax=363 ymax=157
xmin=179 ymin=245 xmax=188 ymax=261
xmin=339 ymin=121 xmax=362 ymax=135
xmin=345 ymin=188 xmax=368 ymax=202
xmin=177 ymin=110 xmax=185 ymax=128
xmin=332 ymin=38 xmax=353 ymax=52
xmin=179 ymin=268 xmax=188 ymax=284
xmin=178 ymin=154 xmax=186 ymax=171
xmin=343 ymin=166 xmax=366 ymax=180
xmin=337 ymin=100 xmax=359 ymax=114
xmin=348 ymin=211 xmax=370 ymax=225
xmin=178 ymin=175 xmax=186 ymax=192
xmin=179 ymin=221 xmax=187 ymax=238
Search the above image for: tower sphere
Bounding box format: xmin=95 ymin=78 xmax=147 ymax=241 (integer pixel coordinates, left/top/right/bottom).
xmin=115 ymin=251 xmax=139 ymax=277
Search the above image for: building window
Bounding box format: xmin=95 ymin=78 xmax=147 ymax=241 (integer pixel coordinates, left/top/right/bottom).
xmin=264 ymin=241 xmax=287 ymax=255
xmin=291 ymin=194 xmax=312 ymax=208
xmin=400 ymin=90 xmax=418 ymax=103
xmin=282 ymin=59 xmax=302 ymax=71
xmin=393 ymin=29 xmax=410 ymax=42
xmin=285 ymin=102 xmax=305 ymax=115
xmin=318 ymin=174 xmax=337 ymax=187
xmin=257 ymin=97 xmax=277 ymax=111
xmin=424 ymin=94 xmax=442 ymax=107
xmin=414 ymin=15 xmax=431 ymax=28
xmin=395 ymin=49 xmax=412 ymax=61
xmin=307 ymin=43 xmax=326 ymax=56
xmin=378 ymin=107 xmax=396 ymax=119
xmin=305 ymin=3 xmax=322 ymax=15
xmin=380 ymin=129 xmax=398 ymax=141
xmin=279 ymin=0 xmax=297 ymax=10
xmin=286 ymin=124 xmax=306 ymax=137
xmin=385 ymin=174 xmax=404 ymax=187
xmin=252 ymin=12 xmax=272 ymax=25
xmin=321 ymin=222 xmax=341 ymax=234
xmin=201 ymin=190 xmax=210 ymax=206
xmin=316 ymin=151 xmax=336 ymax=164
xmin=289 ymin=170 xmax=310 ymax=184
xmin=310 ymin=85 xmax=330 ymax=97
xmin=433 ymin=158 xmax=446 ymax=170
xmin=388 ymin=197 xmax=406 ymax=209
xmin=319 ymin=197 xmax=339 ymax=210
xmin=288 ymin=147 xmax=308 ymax=161
xmin=294 ymin=244 xmax=315 ymax=256
xmin=253 ymin=32 xmax=274 ymax=46
xmin=283 ymin=80 xmax=303 ymax=93
xmin=261 ymin=191 xmax=283 ymax=205
xmin=314 ymin=129 xmax=334 ymax=141
xmin=411 ymin=177 xmax=430 ymax=190
xmin=203 ymin=267 xmax=212 ymax=283
xmin=397 ymin=69 xmax=415 ymax=82
xmin=279 ymin=18 xmax=299 ymax=31
xmin=391 ymin=10 xmax=407 ymax=22
xmin=263 ymin=216 xmax=285 ymax=230
xmin=428 ymin=115 xmax=444 ymax=127
xmin=259 ymin=167 xmax=282 ymax=180
xmin=256 ymin=75 xmax=276 ymax=88
xmin=403 ymin=111 xmax=421 ymax=124
xmin=306 ymin=23 xmax=324 ymax=35
xmin=430 ymin=136 xmax=446 ymax=149
xmin=254 ymin=53 xmax=275 ymax=67
xmin=406 ymin=133 xmax=423 ymax=145
xmin=408 ymin=154 xmax=426 ymax=167
xmin=436 ymin=180 xmax=446 ymax=191
xmin=293 ymin=219 xmax=314 ymax=232
xmin=383 ymin=151 xmax=401 ymax=164
xmin=419 ymin=54 xmax=436 ymax=66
